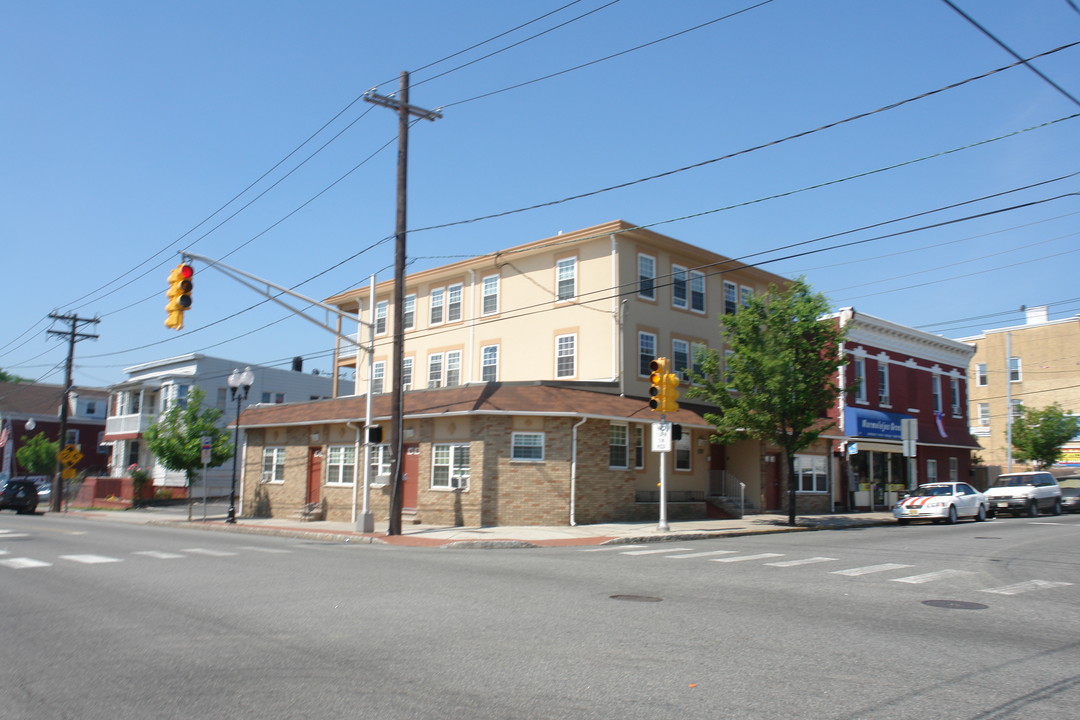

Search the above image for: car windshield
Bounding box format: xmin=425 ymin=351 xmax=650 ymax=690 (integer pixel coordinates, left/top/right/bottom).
xmin=990 ymin=476 xmax=1036 ymax=488
xmin=909 ymin=485 xmax=954 ymax=497
xmin=1062 ymin=488 xmax=1080 ymax=498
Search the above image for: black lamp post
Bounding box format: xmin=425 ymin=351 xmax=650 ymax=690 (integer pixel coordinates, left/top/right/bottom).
xmin=226 ymin=367 xmax=254 ymax=524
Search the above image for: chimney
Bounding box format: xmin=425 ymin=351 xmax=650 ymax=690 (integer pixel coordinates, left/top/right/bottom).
xmin=292 ymin=356 xmax=303 ymax=372
xmin=1024 ymin=306 xmax=1048 ymax=325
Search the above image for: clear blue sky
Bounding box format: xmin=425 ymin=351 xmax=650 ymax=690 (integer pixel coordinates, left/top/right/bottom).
xmin=2 ymin=0 xmax=1078 ymax=388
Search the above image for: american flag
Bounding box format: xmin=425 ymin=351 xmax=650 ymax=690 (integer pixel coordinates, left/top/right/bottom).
xmin=0 ymin=420 xmax=10 ymax=448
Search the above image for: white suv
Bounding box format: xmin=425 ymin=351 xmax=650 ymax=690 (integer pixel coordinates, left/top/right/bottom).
xmin=984 ymin=471 xmax=1062 ymax=518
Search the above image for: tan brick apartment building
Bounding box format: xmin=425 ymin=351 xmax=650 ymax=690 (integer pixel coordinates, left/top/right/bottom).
xmin=962 ymin=307 xmax=1080 ymax=477
xmin=236 ymin=220 xmax=803 ymax=526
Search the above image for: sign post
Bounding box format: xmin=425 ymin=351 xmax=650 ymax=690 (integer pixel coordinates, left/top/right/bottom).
xmin=652 ymin=421 xmax=672 ymax=531
xmin=200 ymin=436 xmax=211 ymax=521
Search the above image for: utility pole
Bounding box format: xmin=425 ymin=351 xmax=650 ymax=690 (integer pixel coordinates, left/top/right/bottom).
xmin=47 ymin=313 xmax=100 ymax=512
xmin=364 ymin=71 xmax=441 ymax=536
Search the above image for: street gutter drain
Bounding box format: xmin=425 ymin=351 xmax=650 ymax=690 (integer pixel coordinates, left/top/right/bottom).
xmin=610 ymin=594 xmax=663 ymax=603
xmin=922 ymin=599 xmax=988 ymax=610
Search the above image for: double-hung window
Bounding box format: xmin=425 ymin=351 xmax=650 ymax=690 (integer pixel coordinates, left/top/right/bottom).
xmin=481 ymin=345 xmax=498 ymax=382
xmin=878 ymin=361 xmax=890 ymax=405
xmin=794 ymin=455 xmax=828 ymax=493
xmin=672 ymin=339 xmax=690 ymax=380
xmin=481 ymin=275 xmax=499 ymax=315
xmin=638 ymin=254 xmax=656 ymax=300
xmin=556 ymin=334 xmax=576 ymax=378
xmin=690 ymin=271 xmax=706 ymax=312
xmin=853 ymin=357 xmax=867 ymax=403
xmin=672 ymin=265 xmax=688 ymax=309
xmin=740 ymin=286 xmax=753 ymax=309
xmin=326 ymin=445 xmax=355 ymax=485
xmin=926 ymin=458 xmax=938 ymax=483
xmin=638 ymin=332 xmax=657 ymax=377
xmin=445 ymin=350 xmax=462 ymax=387
xmin=403 ymin=294 xmax=416 ymax=330
xmin=977 ymin=403 xmax=990 ymax=427
xmin=1008 ymin=357 xmax=1022 ymax=382
xmin=428 ymin=353 xmax=444 ymax=389
xmin=430 ymin=288 xmax=445 ymax=325
xmin=262 ymin=447 xmax=286 ymax=483
xmin=674 ymin=433 xmax=691 ymax=471
xmin=950 ymin=377 xmax=961 ymax=415
xmin=932 ymin=374 xmax=943 ymax=413
xmin=447 ymin=283 xmax=463 ymax=322
xmin=369 ymin=445 xmax=392 ymax=481
xmin=512 ymin=432 xmax=545 ymax=462
xmin=634 ymin=426 xmax=645 ymax=469
xmin=723 ymin=281 xmax=738 ymax=315
xmin=609 ymin=424 xmax=629 ymax=469
xmin=374 ymin=300 xmax=388 ymax=335
xmin=401 ymin=357 xmax=414 ymax=391
xmin=432 ymin=443 xmax=470 ymax=490
xmin=975 ymin=362 xmax=987 ymax=386
xmin=556 ymin=257 xmax=576 ymax=302
xmin=371 ymin=361 xmax=386 ymax=395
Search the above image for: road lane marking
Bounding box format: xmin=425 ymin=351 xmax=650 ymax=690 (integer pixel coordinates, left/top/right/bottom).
xmin=1 ymin=557 xmax=52 ymax=569
xmin=765 ymin=557 xmax=838 ymax=567
xmin=666 ymin=550 xmax=739 ymax=559
xmin=236 ymin=546 xmax=292 ymax=554
xmin=133 ymin=551 xmax=186 ymax=559
xmin=579 ymin=545 xmax=648 ymax=552
xmin=979 ymin=580 xmax=1073 ymax=595
xmin=181 ymin=548 xmax=238 ymax=557
xmin=61 ymin=554 xmax=122 ymax=564
xmin=831 ymin=563 xmax=913 ymax=576
xmin=890 ymin=569 xmax=972 ymax=584
xmin=621 ymin=547 xmax=695 ymax=555
xmin=1028 ymin=522 xmax=1072 ymax=526
xmin=710 ymin=553 xmax=784 ymax=563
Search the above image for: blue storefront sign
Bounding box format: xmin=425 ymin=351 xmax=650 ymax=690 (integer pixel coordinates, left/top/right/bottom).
xmin=844 ymin=408 xmax=911 ymax=440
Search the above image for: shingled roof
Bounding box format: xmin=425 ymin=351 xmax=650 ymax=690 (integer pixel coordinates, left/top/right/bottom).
xmin=0 ymin=381 xmax=109 ymax=417
xmin=237 ymin=382 xmax=711 ymax=429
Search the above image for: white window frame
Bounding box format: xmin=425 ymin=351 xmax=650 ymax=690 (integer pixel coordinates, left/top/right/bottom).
xmin=261 ymin=447 xmax=286 ymax=484
xmin=481 ymin=275 xmax=499 ymax=316
xmin=949 ymin=457 xmax=959 ymax=482
xmin=1008 ymin=356 xmax=1022 ymax=383
xmin=556 ymin=257 xmax=577 ymax=302
xmin=369 ymin=444 xmax=392 ymax=481
xmin=430 ymin=287 xmax=445 ymax=325
xmin=445 ymin=350 xmax=462 ymax=387
xmin=794 ymin=454 xmax=828 ymax=493
xmin=511 ymin=432 xmax=545 ymax=462
xmin=638 ymin=331 xmax=657 ymax=377
xmin=926 ymin=458 xmax=938 ymax=483
xmin=878 ymin=360 xmax=890 ymax=406
xmin=634 ymin=425 xmax=645 ymax=469
xmin=432 ymin=443 xmax=470 ymax=490
xmin=609 ymin=423 xmax=629 ymax=469
xmin=447 ymin=283 xmax=463 ymax=322
xmin=555 ymin=333 xmax=576 ymax=378
xmin=481 ymin=345 xmax=498 ymax=382
xmin=690 ymin=271 xmax=706 ymax=313
xmin=374 ymin=299 xmax=388 ymax=336
xmin=401 ymin=356 xmax=414 ymax=392
xmin=427 ymin=352 xmax=444 ymax=389
xmin=672 ymin=339 xmax=690 ymax=380
xmin=371 ymin=361 xmax=386 ymax=395
xmin=672 ymin=264 xmax=688 ymax=309
xmin=674 ymin=432 xmax=692 ymax=472
xmin=638 ymin=254 xmax=656 ymax=300
xmin=740 ymin=285 xmax=753 ymax=309
xmin=950 ymin=376 xmax=962 ymax=416
xmin=724 ymin=281 xmax=738 ymax=315
xmin=326 ymin=445 xmax=356 ymax=486
xmin=932 ymin=374 xmax=943 ymax=413
xmin=978 ymin=403 xmax=990 ymax=426
xmin=853 ymin=356 xmax=867 ymax=403
xmin=403 ymin=294 xmax=416 ymax=330
xmin=975 ymin=362 xmax=987 ymax=387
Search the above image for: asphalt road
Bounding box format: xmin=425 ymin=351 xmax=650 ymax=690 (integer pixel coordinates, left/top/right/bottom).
xmin=2 ymin=512 xmax=1077 ymax=719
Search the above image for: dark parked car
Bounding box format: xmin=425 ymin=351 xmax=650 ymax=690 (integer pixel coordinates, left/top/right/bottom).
xmin=0 ymin=479 xmax=40 ymax=514
xmin=1059 ymin=476 xmax=1080 ymax=513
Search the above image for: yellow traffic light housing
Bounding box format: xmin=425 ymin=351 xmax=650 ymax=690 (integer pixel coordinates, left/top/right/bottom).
xmin=165 ymin=263 xmax=194 ymax=330
xmin=648 ymin=358 xmax=681 ymax=413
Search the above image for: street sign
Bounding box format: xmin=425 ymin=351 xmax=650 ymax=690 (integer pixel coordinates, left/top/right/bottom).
xmin=61 ymin=467 xmax=77 ymax=480
xmin=200 ymin=436 xmax=212 ymax=465
xmin=651 ymin=421 xmax=672 ymax=453
xmin=58 ymin=444 xmax=83 ymax=467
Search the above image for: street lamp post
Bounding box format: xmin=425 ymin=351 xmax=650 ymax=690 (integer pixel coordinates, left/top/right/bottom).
xmin=227 ymin=367 xmax=254 ymax=524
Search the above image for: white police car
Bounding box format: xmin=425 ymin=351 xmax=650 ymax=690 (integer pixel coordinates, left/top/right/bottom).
xmin=893 ymin=482 xmax=988 ymax=525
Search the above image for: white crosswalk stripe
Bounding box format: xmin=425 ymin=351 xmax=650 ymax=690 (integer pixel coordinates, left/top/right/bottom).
xmin=0 ymin=531 xmax=30 ymax=539
xmin=1 ymin=557 xmax=52 ymax=569
xmin=133 ymin=550 xmax=186 ymax=559
xmin=181 ymin=548 xmax=238 ymax=557
xmin=236 ymin=546 xmax=292 ymax=554
xmin=666 ymin=550 xmax=739 ymax=559
xmin=831 ymin=563 xmax=913 ymax=577
xmin=61 ymin=554 xmax=122 ymax=564
xmin=765 ymin=557 xmax=838 ymax=567
xmin=579 ymin=545 xmax=648 ymax=552
xmin=621 ymin=547 xmax=695 ymax=556
xmin=711 ymin=553 xmax=784 ymax=563
xmin=979 ymin=580 xmax=1073 ymax=595
xmin=890 ymin=569 xmax=972 ymax=584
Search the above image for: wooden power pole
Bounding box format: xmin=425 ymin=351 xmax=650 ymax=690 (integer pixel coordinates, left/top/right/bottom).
xmin=364 ymin=71 xmax=441 ymax=535
xmin=47 ymin=312 xmax=100 ymax=512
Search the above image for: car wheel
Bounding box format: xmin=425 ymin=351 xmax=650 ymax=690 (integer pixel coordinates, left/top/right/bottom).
xmin=897 ymin=519 xmax=910 ymax=526
xmin=1052 ymin=498 xmax=1062 ymax=516
xmin=945 ymin=506 xmax=958 ymax=525
xmin=1027 ymin=500 xmax=1040 ymax=518
xmin=976 ymin=505 xmax=986 ymax=522
xmin=986 ymin=506 xmax=997 ymax=519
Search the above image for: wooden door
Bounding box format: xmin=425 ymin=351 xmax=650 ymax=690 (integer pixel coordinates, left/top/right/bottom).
xmin=306 ymin=447 xmax=323 ymax=505
xmin=402 ymin=444 xmax=419 ymax=510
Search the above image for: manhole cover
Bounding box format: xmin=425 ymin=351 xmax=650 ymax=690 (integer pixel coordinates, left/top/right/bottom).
xmin=610 ymin=594 xmax=662 ymax=603
xmin=922 ymin=599 xmax=988 ymax=610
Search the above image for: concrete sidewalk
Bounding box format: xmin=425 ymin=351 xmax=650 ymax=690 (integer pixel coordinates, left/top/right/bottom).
xmin=66 ymin=504 xmax=897 ymax=548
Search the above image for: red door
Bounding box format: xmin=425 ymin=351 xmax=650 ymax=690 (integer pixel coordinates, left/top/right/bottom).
xmin=306 ymin=448 xmax=323 ymax=505
xmin=402 ymin=444 xmax=419 ymax=510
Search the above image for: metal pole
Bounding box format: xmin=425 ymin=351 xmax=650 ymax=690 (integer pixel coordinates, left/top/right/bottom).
xmin=358 ymin=274 xmax=376 ymax=533
xmin=227 ymin=394 xmax=240 ymax=524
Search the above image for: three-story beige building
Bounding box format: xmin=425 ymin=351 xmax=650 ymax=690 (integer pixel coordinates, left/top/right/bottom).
xmin=238 ymin=220 xmax=803 ymax=526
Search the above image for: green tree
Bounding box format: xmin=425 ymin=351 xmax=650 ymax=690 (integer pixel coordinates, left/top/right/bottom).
xmin=144 ymin=386 xmax=234 ymax=493
xmin=1011 ymin=403 xmax=1078 ymax=469
xmin=0 ymin=369 xmax=30 ymax=383
xmin=15 ymin=432 xmax=59 ymax=476
xmin=688 ymin=278 xmax=850 ymax=526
